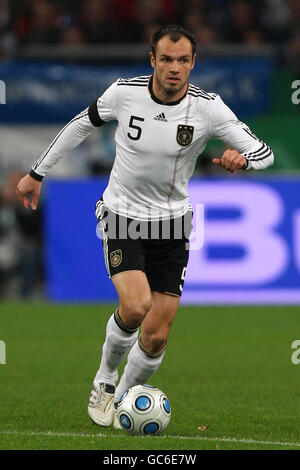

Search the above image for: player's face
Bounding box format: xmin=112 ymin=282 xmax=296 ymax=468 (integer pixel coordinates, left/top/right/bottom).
xmin=150 ymin=35 xmax=195 ymax=102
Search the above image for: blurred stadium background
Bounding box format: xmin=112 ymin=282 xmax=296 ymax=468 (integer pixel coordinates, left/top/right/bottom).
xmin=0 ymin=0 xmax=299 ymax=303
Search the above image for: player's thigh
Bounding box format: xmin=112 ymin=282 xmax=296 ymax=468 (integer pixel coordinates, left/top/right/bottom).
xmin=140 ymin=291 xmax=180 ymax=352
xmin=97 ymin=200 xmax=151 ymax=325
xmin=146 ymin=240 xmax=189 ymax=297
xmin=144 ymin=211 xmax=192 ymax=297
xmin=112 ymin=270 xmax=152 ymax=327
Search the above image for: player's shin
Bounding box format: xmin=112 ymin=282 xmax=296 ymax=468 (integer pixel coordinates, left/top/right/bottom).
xmin=114 ymin=337 xmax=167 ymax=404
xmin=95 ymin=309 xmax=139 ymax=386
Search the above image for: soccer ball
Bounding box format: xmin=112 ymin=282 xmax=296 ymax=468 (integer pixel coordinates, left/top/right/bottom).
xmin=116 ymin=384 xmax=171 ymax=435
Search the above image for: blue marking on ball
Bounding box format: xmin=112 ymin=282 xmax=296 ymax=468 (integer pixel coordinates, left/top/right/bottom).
xmin=144 ymin=422 xmax=159 ymax=434
xmin=120 ymin=414 xmax=131 ymax=429
xmin=135 ymin=395 xmax=151 ymax=410
xmin=118 ymin=391 xmax=128 ymax=403
xmin=163 ymin=398 xmax=171 ymax=414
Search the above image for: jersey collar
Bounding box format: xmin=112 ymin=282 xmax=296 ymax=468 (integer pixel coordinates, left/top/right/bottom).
xmin=148 ymin=75 xmax=188 ymax=106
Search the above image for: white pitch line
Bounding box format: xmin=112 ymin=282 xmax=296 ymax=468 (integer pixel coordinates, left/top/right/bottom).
xmin=0 ymin=430 xmax=300 ymax=448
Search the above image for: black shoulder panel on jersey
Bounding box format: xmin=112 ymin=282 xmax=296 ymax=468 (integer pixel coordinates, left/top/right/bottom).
xmin=88 ymin=100 xmax=105 ymax=127
xmin=188 ymin=85 xmax=216 ymax=101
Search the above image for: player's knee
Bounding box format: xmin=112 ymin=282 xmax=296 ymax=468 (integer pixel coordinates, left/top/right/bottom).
xmin=120 ymin=296 xmax=152 ymax=328
xmin=142 ymin=331 xmax=168 ymax=355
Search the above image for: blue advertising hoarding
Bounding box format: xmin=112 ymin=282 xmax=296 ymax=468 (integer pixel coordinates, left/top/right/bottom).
xmin=44 ymin=177 xmax=300 ymax=304
xmin=0 ymin=57 xmax=272 ymax=123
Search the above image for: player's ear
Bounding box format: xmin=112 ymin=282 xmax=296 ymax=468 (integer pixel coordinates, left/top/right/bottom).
xmin=191 ymin=53 xmax=196 ymax=70
xmin=150 ymin=52 xmax=156 ymax=68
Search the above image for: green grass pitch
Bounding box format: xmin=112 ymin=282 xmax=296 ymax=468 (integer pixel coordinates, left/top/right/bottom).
xmin=0 ymin=302 xmax=299 ymax=450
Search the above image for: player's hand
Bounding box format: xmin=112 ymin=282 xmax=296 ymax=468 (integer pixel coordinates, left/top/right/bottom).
xmin=212 ymin=150 xmax=247 ymax=173
xmin=16 ymin=173 xmax=42 ymax=210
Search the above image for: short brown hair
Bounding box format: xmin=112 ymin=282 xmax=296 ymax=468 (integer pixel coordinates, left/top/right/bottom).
xmin=151 ymin=24 xmax=197 ymax=57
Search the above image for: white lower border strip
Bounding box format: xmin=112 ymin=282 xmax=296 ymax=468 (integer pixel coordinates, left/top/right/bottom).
xmin=1 ymin=430 xmax=299 ymax=448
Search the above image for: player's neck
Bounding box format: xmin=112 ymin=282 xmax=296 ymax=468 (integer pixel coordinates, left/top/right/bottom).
xmin=150 ymin=75 xmax=188 ymax=105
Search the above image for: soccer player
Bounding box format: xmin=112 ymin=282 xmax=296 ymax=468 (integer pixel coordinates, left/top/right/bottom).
xmin=16 ymin=25 xmax=274 ymax=429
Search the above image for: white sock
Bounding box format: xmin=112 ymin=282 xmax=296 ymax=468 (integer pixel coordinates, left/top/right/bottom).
xmin=114 ymin=339 xmax=166 ymax=403
xmin=95 ymin=313 xmax=139 ymax=386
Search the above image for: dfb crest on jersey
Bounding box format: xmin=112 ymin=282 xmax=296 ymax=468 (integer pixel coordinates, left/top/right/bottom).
xmin=176 ymin=125 xmax=194 ymax=146
xmin=110 ymin=249 xmax=122 ymax=267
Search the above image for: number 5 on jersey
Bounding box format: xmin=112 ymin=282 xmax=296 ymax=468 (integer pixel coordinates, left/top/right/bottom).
xmin=128 ymin=115 xmax=144 ymax=141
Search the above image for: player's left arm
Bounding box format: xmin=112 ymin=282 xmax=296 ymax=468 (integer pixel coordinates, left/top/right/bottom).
xmin=208 ymin=95 xmax=274 ymax=173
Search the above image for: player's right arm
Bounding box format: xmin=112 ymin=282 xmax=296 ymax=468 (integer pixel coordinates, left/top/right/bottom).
xmin=16 ymin=173 xmax=42 ymax=210
xmin=16 ymin=81 xmax=119 ymax=210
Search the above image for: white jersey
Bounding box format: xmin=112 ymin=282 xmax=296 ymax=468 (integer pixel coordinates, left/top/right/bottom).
xmin=31 ymin=75 xmax=274 ymax=221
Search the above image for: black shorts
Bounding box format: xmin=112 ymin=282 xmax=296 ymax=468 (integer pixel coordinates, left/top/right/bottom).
xmin=95 ymin=200 xmax=193 ymax=297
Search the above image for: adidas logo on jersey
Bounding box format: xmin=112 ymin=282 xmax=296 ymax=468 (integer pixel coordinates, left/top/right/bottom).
xmin=154 ymin=113 xmax=167 ymax=122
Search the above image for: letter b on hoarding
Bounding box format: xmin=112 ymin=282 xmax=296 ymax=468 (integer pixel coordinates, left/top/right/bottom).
xmin=187 ymin=182 xmax=288 ymax=285
xmin=0 ymin=340 xmax=6 ymax=364
xmin=0 ymin=80 xmax=6 ymax=104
